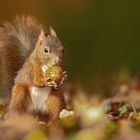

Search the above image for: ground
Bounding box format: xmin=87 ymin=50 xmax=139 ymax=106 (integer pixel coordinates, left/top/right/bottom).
xmin=0 ymin=79 xmax=140 ymax=140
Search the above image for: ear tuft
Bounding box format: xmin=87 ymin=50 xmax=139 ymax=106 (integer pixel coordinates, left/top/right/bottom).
xmin=39 ymin=30 xmax=45 ymax=41
xmin=50 ymin=27 xmax=57 ymax=37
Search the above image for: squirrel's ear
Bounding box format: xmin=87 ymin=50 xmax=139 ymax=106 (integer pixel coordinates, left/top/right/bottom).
xmin=39 ymin=30 xmax=45 ymax=41
xmin=50 ymin=27 xmax=57 ymax=37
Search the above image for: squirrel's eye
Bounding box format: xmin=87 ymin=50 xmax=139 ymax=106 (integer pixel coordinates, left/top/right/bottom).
xmin=44 ymin=48 xmax=48 ymax=53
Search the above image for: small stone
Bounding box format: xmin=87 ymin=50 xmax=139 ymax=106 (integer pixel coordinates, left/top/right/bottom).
xmin=59 ymin=109 xmax=74 ymax=119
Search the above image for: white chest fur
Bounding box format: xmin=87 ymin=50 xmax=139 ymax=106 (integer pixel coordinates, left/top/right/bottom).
xmin=30 ymin=86 xmax=51 ymax=112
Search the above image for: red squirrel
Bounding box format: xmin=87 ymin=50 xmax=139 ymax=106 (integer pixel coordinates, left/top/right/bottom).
xmin=0 ymin=16 xmax=67 ymax=123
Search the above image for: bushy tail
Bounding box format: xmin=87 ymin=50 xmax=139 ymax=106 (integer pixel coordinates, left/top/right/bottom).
xmin=0 ymin=16 xmax=42 ymax=93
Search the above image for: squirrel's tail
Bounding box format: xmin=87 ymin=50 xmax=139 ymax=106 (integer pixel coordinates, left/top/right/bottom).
xmin=0 ymin=16 xmax=42 ymax=94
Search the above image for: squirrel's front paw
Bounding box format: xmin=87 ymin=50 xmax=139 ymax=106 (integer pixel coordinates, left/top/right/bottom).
xmin=57 ymin=71 xmax=68 ymax=87
xmin=45 ymin=80 xmax=59 ymax=89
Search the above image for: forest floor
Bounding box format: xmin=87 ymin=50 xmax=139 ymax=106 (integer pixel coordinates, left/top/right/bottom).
xmin=0 ymin=78 xmax=140 ymax=140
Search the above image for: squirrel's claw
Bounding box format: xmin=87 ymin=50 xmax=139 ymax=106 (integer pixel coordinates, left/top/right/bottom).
xmin=62 ymin=71 xmax=67 ymax=75
xmin=46 ymin=81 xmax=58 ymax=89
xmin=58 ymin=74 xmax=68 ymax=87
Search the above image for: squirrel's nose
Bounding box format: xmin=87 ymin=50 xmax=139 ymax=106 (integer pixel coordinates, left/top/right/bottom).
xmin=55 ymin=57 xmax=62 ymax=66
xmin=55 ymin=60 xmax=61 ymax=66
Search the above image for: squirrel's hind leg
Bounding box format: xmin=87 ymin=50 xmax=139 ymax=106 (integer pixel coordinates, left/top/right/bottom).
xmin=9 ymin=85 xmax=29 ymax=116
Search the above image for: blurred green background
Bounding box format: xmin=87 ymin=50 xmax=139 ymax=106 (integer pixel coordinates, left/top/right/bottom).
xmin=0 ymin=0 xmax=140 ymax=87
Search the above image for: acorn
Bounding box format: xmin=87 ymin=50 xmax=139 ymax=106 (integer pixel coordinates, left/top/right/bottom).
xmin=45 ymin=66 xmax=63 ymax=82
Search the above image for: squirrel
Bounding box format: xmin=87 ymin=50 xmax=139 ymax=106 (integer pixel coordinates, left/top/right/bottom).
xmin=0 ymin=16 xmax=67 ymax=124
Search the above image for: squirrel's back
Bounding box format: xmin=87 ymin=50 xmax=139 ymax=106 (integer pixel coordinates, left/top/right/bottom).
xmin=0 ymin=16 xmax=42 ymax=92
